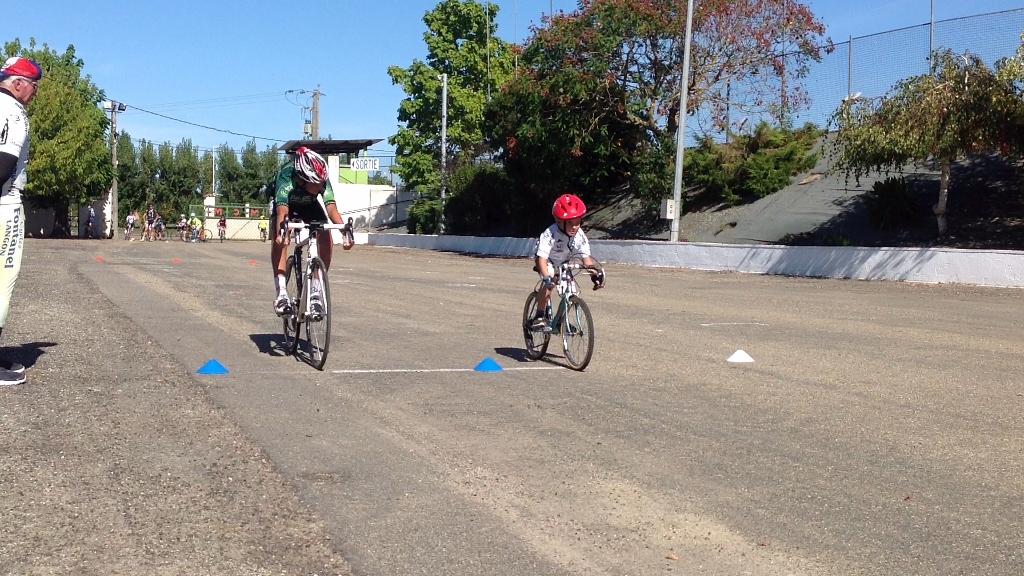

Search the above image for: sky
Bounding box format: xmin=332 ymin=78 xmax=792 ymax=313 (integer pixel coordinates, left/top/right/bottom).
xmin=7 ymin=0 xmax=1024 ymax=166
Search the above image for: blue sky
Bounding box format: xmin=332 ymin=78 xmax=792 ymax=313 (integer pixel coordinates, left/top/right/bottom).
xmin=8 ymin=0 xmax=1024 ymax=161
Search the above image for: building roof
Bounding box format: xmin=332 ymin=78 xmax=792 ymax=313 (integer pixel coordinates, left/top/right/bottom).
xmin=278 ymin=139 xmax=382 ymax=155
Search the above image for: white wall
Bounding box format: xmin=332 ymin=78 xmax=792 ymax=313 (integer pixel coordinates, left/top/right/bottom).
xmin=364 ymin=233 xmax=1024 ymax=289
xmin=334 ymin=184 xmax=414 ymax=229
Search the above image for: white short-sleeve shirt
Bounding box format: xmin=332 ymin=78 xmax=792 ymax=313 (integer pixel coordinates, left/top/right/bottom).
xmin=535 ymin=223 xmax=591 ymax=266
xmin=0 ymin=90 xmax=29 ymax=205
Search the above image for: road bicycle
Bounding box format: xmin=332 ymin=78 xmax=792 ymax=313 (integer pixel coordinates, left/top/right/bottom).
xmin=187 ymin=225 xmax=212 ymax=242
xmin=522 ymin=258 xmax=605 ymax=371
xmin=281 ymin=220 xmax=347 ymax=370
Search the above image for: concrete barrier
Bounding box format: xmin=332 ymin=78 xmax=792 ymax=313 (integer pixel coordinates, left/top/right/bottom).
xmin=365 ymin=233 xmax=1024 ymax=289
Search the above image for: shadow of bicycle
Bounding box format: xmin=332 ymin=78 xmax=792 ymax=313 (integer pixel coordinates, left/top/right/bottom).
xmin=249 ymin=334 xmax=289 ymax=357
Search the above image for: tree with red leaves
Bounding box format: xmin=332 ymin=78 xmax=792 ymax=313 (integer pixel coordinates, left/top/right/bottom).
xmin=485 ymin=0 xmax=829 ymax=217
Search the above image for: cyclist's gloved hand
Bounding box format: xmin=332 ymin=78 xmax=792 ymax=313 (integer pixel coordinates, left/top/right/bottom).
xmin=592 ymin=271 xmax=605 ymax=290
xmin=542 ymin=276 xmax=553 ymax=289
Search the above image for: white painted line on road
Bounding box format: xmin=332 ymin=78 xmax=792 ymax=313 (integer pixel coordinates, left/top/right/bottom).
xmin=700 ymin=322 xmax=768 ymax=327
xmin=445 ymin=283 xmax=477 ymax=287
xmin=331 ymin=366 xmax=561 ymax=374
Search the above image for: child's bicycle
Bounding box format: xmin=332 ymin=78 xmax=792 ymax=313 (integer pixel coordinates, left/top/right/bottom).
xmin=218 ymin=225 xmax=226 ymax=242
xmin=281 ymin=220 xmax=347 ymax=370
xmin=522 ymin=258 xmax=605 ymax=371
xmin=259 ymin=227 xmax=268 ymax=242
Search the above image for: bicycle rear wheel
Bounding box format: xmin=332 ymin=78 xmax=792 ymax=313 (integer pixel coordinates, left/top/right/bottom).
xmin=201 ymin=229 xmax=213 ymax=242
xmin=305 ymin=257 xmax=331 ymax=370
xmin=562 ymin=296 xmax=594 ymax=371
xmin=522 ymin=292 xmax=550 ymax=360
xmin=282 ymin=254 xmax=301 ymax=354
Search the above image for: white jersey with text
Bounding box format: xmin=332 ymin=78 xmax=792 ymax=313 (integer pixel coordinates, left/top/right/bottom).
xmin=0 ymin=90 xmax=30 ymax=206
xmin=535 ymin=223 xmax=591 ymax=266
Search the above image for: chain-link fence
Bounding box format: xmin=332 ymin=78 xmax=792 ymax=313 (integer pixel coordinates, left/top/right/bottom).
xmin=790 ymin=8 xmax=1024 ymax=130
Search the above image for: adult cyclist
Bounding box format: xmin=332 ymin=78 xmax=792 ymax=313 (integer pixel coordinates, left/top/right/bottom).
xmin=271 ymin=146 xmax=345 ymax=316
xmin=530 ymin=193 xmax=604 ymax=330
xmin=143 ymin=203 xmax=158 ymax=241
xmin=258 ymin=214 xmax=268 ymax=242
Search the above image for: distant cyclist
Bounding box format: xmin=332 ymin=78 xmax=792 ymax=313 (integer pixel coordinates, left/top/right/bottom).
xmin=217 ymin=215 xmax=227 ymax=242
xmin=154 ymin=215 xmax=165 ymax=240
xmin=177 ymin=214 xmax=188 ymax=241
xmin=270 ymin=146 xmax=345 ymax=315
xmin=258 ymin=214 xmax=268 ymax=242
xmin=530 ymin=194 xmax=604 ymax=330
xmin=188 ymin=212 xmax=202 ymax=242
xmin=124 ymin=212 xmax=136 ymax=240
xmin=143 ymin=204 xmax=157 ymax=241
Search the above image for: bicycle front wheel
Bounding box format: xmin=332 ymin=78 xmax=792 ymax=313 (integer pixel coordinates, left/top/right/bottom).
xmin=562 ymin=296 xmax=594 ymax=371
xmin=201 ymin=229 xmax=213 ymax=242
xmin=305 ymin=257 xmax=331 ymax=370
xmin=282 ymin=254 xmax=301 ymax=355
xmin=522 ymin=292 xmax=550 ymax=360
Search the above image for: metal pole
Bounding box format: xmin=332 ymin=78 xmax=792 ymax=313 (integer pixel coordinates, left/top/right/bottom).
xmin=848 ymin=35 xmax=853 ymax=98
xmin=780 ymin=0 xmax=787 ymax=126
xmin=669 ymin=0 xmax=695 ymax=243
xmin=486 ymin=2 xmax=491 ymax=100
xmin=514 ymin=0 xmax=519 ymax=72
xmin=438 ymin=73 xmax=448 ymax=234
xmin=929 ymin=0 xmax=935 ymax=74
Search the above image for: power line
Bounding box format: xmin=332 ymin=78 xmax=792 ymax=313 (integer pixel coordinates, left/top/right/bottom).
xmin=131 ymin=91 xmax=288 ymax=110
xmin=124 ymin=103 xmax=287 ymax=143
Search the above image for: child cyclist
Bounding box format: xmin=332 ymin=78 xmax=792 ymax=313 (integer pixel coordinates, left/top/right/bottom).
xmin=531 ymin=193 xmax=605 ymax=330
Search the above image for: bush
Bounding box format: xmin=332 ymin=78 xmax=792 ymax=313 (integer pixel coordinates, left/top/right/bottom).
xmin=863 ymin=176 xmax=919 ymax=231
xmin=683 ymin=122 xmax=822 ymax=205
xmin=406 ymin=195 xmax=441 ymax=234
xmin=442 ymin=162 xmax=515 ymax=235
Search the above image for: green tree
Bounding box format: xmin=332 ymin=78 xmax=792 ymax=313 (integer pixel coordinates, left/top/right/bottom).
xmin=3 ymin=38 xmax=111 ymax=237
xmin=388 ymin=0 xmax=514 ymax=197
xmin=215 ymin=144 xmax=244 ymax=203
xmin=485 ymin=0 xmax=829 ymax=223
xmin=238 ymin=141 xmax=280 ymax=203
xmin=830 ymin=49 xmax=1024 ymax=235
xmin=367 ymin=171 xmax=393 ymax=186
xmin=115 ymin=131 xmax=143 ymax=216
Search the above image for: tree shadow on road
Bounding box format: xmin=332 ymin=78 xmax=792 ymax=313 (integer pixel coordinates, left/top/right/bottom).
xmin=2 ymin=341 xmax=57 ymax=368
xmin=249 ymin=334 xmax=287 ymax=357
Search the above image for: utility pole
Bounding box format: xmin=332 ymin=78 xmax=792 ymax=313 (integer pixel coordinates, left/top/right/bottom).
xmin=669 ymin=0 xmax=695 ymax=243
xmin=103 ymin=100 xmax=126 ymax=239
xmin=312 ymin=85 xmax=321 ymax=139
xmin=438 ymin=73 xmax=448 ymax=234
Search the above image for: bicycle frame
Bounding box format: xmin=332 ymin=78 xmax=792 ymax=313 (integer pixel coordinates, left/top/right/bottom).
xmin=285 ymin=221 xmax=346 ymax=319
xmin=536 ymin=260 xmax=601 ymax=332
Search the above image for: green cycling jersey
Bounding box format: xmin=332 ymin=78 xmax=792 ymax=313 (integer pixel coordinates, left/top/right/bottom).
xmin=274 ymin=162 xmax=336 ymax=215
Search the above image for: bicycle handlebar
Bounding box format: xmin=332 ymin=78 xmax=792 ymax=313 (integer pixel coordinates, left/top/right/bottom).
xmin=285 ymin=221 xmax=348 ymax=231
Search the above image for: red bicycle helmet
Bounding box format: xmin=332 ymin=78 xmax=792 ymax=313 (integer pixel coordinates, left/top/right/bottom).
xmin=293 ymin=146 xmax=328 ymax=184
xmin=552 ymin=194 xmax=586 ymax=220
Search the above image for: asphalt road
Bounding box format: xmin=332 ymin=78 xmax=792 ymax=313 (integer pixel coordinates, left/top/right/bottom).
xmin=4 ymin=238 xmax=1023 ymax=575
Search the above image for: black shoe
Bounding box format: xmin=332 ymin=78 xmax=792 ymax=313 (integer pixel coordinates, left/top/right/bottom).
xmin=0 ymin=367 xmax=26 ymax=386
xmin=0 ymin=358 xmax=25 ymax=374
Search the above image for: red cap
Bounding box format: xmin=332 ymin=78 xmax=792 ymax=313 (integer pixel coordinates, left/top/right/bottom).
xmin=0 ymin=57 xmax=42 ymax=81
